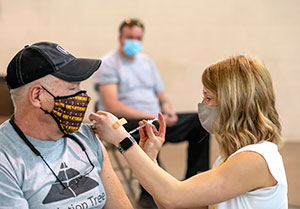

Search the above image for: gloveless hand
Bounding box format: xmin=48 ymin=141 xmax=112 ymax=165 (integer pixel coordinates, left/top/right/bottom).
xmin=89 ymin=111 xmax=130 ymax=147
xmin=138 ymin=112 xmax=166 ymax=161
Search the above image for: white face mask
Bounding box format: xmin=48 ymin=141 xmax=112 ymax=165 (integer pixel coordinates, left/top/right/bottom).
xmin=198 ymin=103 xmax=220 ymax=133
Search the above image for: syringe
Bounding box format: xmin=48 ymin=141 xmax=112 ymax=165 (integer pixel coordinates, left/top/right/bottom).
xmin=129 ymin=118 xmax=158 ymax=134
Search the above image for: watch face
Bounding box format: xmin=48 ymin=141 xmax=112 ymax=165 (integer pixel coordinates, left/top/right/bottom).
xmin=121 ymin=137 xmax=133 ymax=149
xmin=118 ymin=136 xmax=136 ymax=154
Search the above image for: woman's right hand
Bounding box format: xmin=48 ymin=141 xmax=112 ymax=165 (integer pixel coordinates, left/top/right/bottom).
xmin=138 ymin=112 xmax=166 ymax=162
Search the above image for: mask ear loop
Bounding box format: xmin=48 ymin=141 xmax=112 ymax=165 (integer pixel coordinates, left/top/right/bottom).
xmin=40 ymin=86 xmax=90 ymax=135
xmin=40 ymin=106 xmax=67 ymax=134
xmin=40 ymin=85 xmax=80 ymax=135
xmin=41 ymin=86 xmax=56 ymax=97
xmin=39 ymin=86 xmax=67 ymax=134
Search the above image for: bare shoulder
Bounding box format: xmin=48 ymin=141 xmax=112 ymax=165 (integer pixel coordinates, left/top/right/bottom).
xmin=219 ymin=151 xmax=277 ymax=192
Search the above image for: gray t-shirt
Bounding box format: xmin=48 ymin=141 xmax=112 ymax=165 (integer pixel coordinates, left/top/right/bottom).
xmin=0 ymin=120 xmax=106 ymax=209
xmin=93 ymin=50 xmax=164 ymax=115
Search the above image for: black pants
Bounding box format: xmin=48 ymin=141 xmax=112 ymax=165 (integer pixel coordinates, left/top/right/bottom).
xmin=123 ymin=112 xmax=210 ymax=179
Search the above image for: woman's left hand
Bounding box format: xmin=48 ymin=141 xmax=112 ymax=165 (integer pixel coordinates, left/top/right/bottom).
xmin=138 ymin=112 xmax=166 ymax=162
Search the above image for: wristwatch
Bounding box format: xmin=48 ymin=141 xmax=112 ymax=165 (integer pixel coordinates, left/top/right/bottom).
xmin=117 ymin=135 xmax=136 ymax=154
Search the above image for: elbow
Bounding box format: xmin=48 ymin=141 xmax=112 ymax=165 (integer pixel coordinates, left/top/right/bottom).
xmin=155 ymin=199 xmax=176 ymax=209
xmin=153 ymin=192 xmax=182 ymax=209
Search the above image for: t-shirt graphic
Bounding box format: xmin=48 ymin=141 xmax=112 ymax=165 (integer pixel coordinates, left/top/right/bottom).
xmin=43 ymin=162 xmax=99 ymax=204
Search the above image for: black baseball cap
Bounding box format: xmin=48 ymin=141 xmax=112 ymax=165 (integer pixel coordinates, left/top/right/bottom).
xmin=6 ymin=42 xmax=102 ymax=89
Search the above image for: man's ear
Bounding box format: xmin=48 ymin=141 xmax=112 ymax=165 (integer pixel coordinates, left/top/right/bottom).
xmin=28 ymin=85 xmax=43 ymax=108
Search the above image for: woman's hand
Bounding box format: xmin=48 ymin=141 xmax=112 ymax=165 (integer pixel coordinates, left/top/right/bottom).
xmin=89 ymin=111 xmax=130 ymax=147
xmin=138 ymin=112 xmax=166 ymax=162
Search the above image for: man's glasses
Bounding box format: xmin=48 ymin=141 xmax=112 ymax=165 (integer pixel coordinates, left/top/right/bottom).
xmin=124 ymin=18 xmax=143 ymax=27
xmin=119 ymin=18 xmax=144 ymax=33
xmin=65 ymin=164 xmax=94 ymax=191
xmin=45 ymin=147 xmax=95 ymax=194
xmin=9 ymin=115 xmax=95 ymax=194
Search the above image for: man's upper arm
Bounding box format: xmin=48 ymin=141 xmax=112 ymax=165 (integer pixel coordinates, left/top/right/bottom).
xmin=0 ymin=155 xmax=29 ymax=208
xmin=93 ymin=56 xmax=119 ymax=92
xmin=98 ymin=83 xmax=119 ymax=111
xmin=99 ymin=142 xmax=133 ymax=209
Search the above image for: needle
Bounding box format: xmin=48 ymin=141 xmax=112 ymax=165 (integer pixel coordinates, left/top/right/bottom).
xmin=129 ymin=118 xmax=158 ymax=134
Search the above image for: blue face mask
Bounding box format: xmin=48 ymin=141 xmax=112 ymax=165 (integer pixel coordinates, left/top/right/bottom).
xmin=122 ymin=40 xmax=142 ymax=57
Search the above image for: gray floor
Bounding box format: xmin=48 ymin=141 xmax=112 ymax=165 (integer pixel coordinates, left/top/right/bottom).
xmin=108 ymin=140 xmax=300 ymax=209
xmin=280 ymin=142 xmax=300 ymax=209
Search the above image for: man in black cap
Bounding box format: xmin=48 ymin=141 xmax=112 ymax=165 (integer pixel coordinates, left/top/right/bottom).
xmin=0 ymin=42 xmax=133 ymax=208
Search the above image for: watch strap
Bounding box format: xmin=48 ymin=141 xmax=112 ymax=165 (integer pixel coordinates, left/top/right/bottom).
xmin=117 ymin=135 xmax=136 ymax=154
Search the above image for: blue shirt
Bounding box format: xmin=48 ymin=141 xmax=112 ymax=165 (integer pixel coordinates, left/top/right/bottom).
xmin=0 ymin=121 xmax=106 ymax=209
xmin=93 ymin=50 xmax=164 ymax=115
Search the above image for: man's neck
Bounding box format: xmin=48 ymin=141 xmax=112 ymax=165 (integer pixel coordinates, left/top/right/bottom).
xmin=14 ymin=110 xmax=63 ymax=141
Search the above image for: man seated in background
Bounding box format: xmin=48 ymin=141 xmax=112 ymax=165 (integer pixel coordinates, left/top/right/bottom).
xmin=93 ymin=18 xmax=210 ymax=209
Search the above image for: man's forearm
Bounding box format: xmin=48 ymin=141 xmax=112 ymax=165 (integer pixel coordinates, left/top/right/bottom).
xmin=105 ymin=101 xmax=155 ymax=119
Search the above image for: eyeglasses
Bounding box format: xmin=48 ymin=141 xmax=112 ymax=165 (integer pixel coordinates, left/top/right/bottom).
xmin=124 ymin=18 xmax=143 ymax=27
xmin=119 ymin=18 xmax=144 ymax=33
xmin=66 ymin=164 xmax=94 ymax=191
xmin=46 ymin=146 xmax=95 ymax=194
xmin=9 ymin=115 xmax=95 ymax=194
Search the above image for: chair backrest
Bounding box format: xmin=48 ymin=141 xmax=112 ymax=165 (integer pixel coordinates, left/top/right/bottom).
xmin=0 ymin=76 xmax=14 ymax=116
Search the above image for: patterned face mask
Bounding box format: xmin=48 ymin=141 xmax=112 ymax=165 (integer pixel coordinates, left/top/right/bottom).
xmin=41 ymin=86 xmax=91 ymax=134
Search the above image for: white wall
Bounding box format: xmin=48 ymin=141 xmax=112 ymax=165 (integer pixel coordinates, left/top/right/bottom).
xmin=0 ymin=0 xmax=299 ymax=141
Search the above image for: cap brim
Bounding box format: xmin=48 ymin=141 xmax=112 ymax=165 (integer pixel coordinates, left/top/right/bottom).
xmin=52 ymin=58 xmax=101 ymax=82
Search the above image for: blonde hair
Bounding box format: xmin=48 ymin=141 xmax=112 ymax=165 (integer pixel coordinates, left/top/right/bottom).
xmin=202 ymin=55 xmax=283 ymax=159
